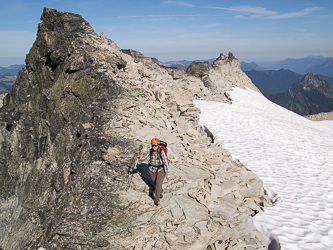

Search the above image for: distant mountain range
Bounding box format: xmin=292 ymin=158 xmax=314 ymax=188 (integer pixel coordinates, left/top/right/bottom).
xmin=267 ymin=73 xmax=333 ymax=116
xmin=306 ymin=57 xmax=333 ymax=78
xmin=244 ymin=70 xmax=333 ymax=94
xmin=244 ymin=69 xmax=304 ymax=95
xmin=240 ymin=62 xmax=266 ymax=71
xmin=0 ymin=65 xmax=23 ymax=94
xmin=0 ymin=75 xmax=16 ymax=94
xmin=242 ymin=56 xmax=333 ymax=78
xmin=271 ymin=56 xmax=328 ymax=74
xmin=0 ymin=64 xmax=24 ymax=76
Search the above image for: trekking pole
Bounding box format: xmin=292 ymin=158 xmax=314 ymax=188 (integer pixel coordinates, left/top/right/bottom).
xmin=135 ymin=145 xmax=143 ymax=168
xmin=127 ymin=145 xmax=143 ymax=191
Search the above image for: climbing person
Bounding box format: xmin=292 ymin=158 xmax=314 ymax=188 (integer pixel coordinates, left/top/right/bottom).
xmin=137 ymin=138 xmax=170 ymax=206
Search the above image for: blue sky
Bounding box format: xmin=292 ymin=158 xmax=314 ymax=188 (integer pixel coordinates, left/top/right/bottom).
xmin=0 ymin=0 xmax=332 ymax=66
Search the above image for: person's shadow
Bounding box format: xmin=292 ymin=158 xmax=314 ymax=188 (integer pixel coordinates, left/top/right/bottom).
xmin=129 ymin=163 xmax=154 ymax=198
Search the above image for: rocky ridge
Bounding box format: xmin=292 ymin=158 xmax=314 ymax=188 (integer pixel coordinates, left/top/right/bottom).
xmin=0 ymin=8 xmax=272 ymax=250
xmin=305 ymin=110 xmax=333 ymax=121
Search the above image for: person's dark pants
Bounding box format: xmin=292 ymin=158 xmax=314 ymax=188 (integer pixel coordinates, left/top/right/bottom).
xmin=149 ymin=170 xmax=165 ymax=203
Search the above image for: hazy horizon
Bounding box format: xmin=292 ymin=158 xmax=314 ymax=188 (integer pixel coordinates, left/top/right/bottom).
xmin=1 ymin=54 xmax=332 ymax=69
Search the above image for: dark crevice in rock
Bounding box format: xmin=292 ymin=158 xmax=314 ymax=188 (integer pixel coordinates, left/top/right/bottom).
xmin=5 ymin=123 xmax=12 ymax=131
xmin=65 ymin=69 xmax=81 ymax=74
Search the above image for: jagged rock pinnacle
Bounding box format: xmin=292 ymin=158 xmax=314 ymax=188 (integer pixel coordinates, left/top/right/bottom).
xmin=39 ymin=8 xmax=94 ymax=33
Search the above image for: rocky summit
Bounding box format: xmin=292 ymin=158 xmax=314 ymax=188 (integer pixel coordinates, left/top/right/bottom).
xmin=0 ymin=8 xmax=273 ymax=250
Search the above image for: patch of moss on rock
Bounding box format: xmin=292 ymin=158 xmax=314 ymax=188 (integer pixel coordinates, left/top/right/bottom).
xmin=62 ymin=93 xmax=82 ymax=124
xmin=70 ymin=71 xmax=95 ymax=101
xmin=53 ymin=128 xmax=72 ymax=165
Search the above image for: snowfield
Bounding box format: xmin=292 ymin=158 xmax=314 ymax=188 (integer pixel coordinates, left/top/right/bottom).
xmin=194 ymin=87 xmax=333 ymax=250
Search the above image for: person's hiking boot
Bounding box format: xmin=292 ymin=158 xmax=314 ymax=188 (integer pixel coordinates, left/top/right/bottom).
xmin=154 ymin=200 xmax=159 ymax=206
xmin=160 ymin=193 xmax=163 ymax=198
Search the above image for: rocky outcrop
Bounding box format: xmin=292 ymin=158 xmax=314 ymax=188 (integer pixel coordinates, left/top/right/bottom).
xmin=305 ymin=110 xmax=333 ymax=121
xmin=0 ymin=93 xmax=7 ymax=107
xmin=0 ymin=8 xmax=271 ymax=250
xmin=186 ymin=52 xmax=260 ymax=103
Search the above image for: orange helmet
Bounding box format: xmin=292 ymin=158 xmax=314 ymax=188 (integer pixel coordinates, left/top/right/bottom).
xmin=151 ymin=138 xmax=160 ymax=145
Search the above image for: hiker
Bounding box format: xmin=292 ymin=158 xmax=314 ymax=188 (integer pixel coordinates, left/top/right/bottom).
xmin=137 ymin=138 xmax=170 ymax=205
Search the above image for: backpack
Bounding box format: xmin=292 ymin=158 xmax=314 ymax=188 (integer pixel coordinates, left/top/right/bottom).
xmin=159 ymin=140 xmax=169 ymax=165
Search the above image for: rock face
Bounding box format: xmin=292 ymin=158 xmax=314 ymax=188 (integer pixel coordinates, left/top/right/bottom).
xmin=268 ymin=73 xmax=333 ymax=116
xmin=0 ymin=8 xmax=271 ymax=250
